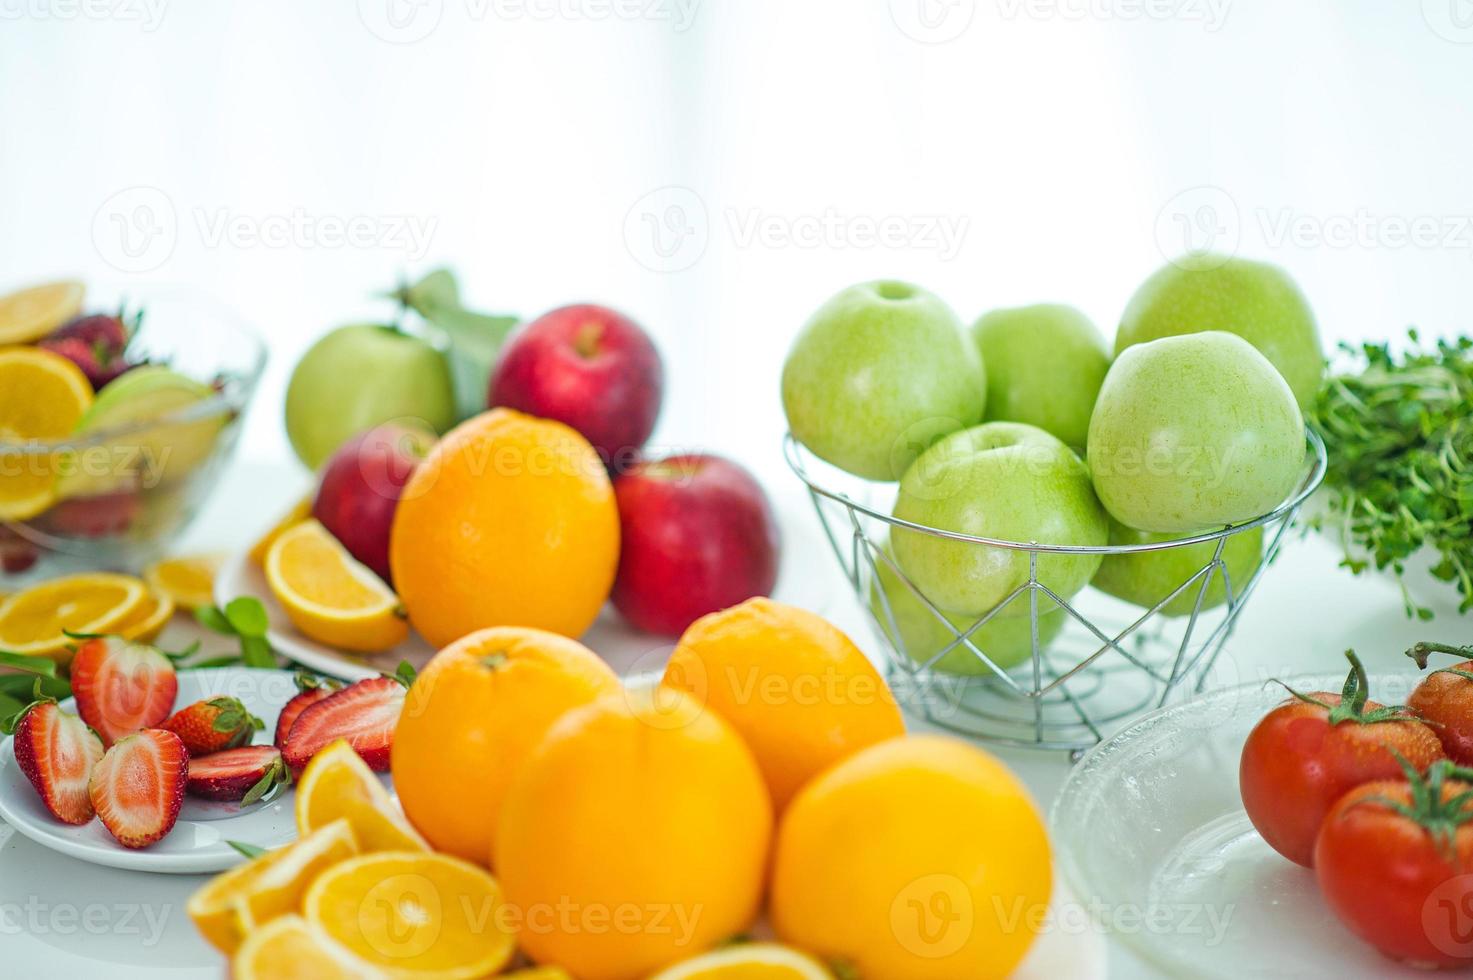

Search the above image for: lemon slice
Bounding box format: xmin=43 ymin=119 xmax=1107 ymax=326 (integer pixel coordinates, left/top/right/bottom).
xmin=0 ymin=347 xmax=94 ymax=520
xmin=304 ymin=851 xmax=516 ymax=980
xmin=296 ymin=740 xmax=428 ymax=853
xmin=232 ymin=913 xmax=384 ymax=980
xmin=0 ymin=280 xmax=84 ymax=344
xmin=114 ymin=587 xmax=176 ymax=642
xmin=189 ymin=818 xmax=359 ymax=954
xmin=266 ymin=520 xmax=407 ymax=652
xmin=650 ymin=944 xmax=835 ymax=980
xmin=0 ymin=572 xmax=147 ymax=658
xmin=144 ymin=553 xmax=222 ymax=610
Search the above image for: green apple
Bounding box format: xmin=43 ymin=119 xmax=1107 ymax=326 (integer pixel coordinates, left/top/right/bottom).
xmin=1117 ymin=255 xmax=1324 ymax=410
xmin=892 ymin=421 xmax=1108 ymax=617
xmin=1087 ymin=332 xmax=1304 ymax=533
xmin=781 ymin=281 xmax=985 ymax=481
xmin=285 ymin=324 xmax=456 ymax=470
xmin=973 ymin=304 xmax=1109 ymax=451
xmin=869 ymin=543 xmax=1066 ymax=674
xmin=1091 ymin=518 xmax=1263 ymax=617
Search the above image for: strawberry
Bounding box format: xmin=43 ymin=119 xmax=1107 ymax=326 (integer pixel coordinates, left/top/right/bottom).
xmin=87 ymin=729 xmax=187 ymax=848
xmin=70 ymin=638 xmax=179 ymax=746
xmin=49 ymin=311 xmax=131 ymax=352
xmin=281 ymin=676 xmax=406 ymax=773
xmin=9 ymin=699 xmax=104 ymax=825
xmin=37 ymin=492 xmax=141 ymax=538
xmin=273 ymin=673 xmax=344 ymax=749
xmin=186 ymin=745 xmax=290 ymax=803
xmin=41 ymin=310 xmax=143 ymax=390
xmin=162 ymin=697 xmax=263 ymax=757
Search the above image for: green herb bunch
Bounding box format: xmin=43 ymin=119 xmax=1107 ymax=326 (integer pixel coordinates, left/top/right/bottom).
xmin=1311 ymin=330 xmax=1473 ymax=619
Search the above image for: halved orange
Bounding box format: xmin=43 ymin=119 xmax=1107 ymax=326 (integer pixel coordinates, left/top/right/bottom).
xmin=115 ymin=587 xmax=175 ymax=642
xmin=0 ymin=280 xmax=84 ymax=344
xmin=0 ymin=572 xmax=147 ymax=658
xmin=0 ymin=347 xmax=94 ymax=520
xmin=232 ymin=913 xmax=384 ymax=980
xmin=189 ymin=818 xmax=359 ymax=954
xmin=297 ymin=740 xmax=428 ymax=854
xmin=249 ymin=494 xmax=314 ymax=566
xmin=143 ymin=553 xmax=222 ymax=610
xmin=304 ymin=851 xmax=516 ymax=980
xmin=266 ymin=520 xmax=407 ymax=652
xmin=650 ymin=945 xmax=835 ymax=980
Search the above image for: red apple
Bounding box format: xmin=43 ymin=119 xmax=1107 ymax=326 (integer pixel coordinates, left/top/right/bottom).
xmin=312 ymin=422 xmax=434 ymax=584
xmin=612 ymin=453 xmax=781 ymax=636
xmin=487 ymin=304 xmax=663 ymax=468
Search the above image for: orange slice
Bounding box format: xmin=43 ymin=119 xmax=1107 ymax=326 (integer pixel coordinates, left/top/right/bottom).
xmin=115 ymin=587 xmax=175 ymax=642
xmin=249 ymin=494 xmax=314 ymax=566
xmin=189 ymin=818 xmax=359 ymax=954
xmin=0 ymin=280 xmax=84 ymax=344
xmin=232 ymin=913 xmax=384 ymax=980
xmin=0 ymin=347 xmax=94 ymax=520
xmin=650 ymin=945 xmax=835 ymax=980
xmin=265 ymin=520 xmax=407 ymax=652
xmin=143 ymin=553 xmax=222 ymax=610
xmin=304 ymin=851 xmax=516 ymax=980
xmin=0 ymin=572 xmax=147 ymax=658
xmin=296 ymin=740 xmax=428 ymax=853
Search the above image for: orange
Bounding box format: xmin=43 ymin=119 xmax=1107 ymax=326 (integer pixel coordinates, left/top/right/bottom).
xmin=495 ymin=688 xmax=772 ymax=980
xmin=188 ymin=818 xmax=359 ymax=954
xmin=0 ymin=572 xmax=147 ymax=659
xmin=392 ymin=626 xmax=619 ymax=865
xmin=389 ymin=408 xmax=618 ymax=646
xmin=663 ymin=598 xmax=905 ymax=810
xmin=266 ymin=521 xmax=408 ymax=652
xmin=304 ymin=851 xmax=517 ymax=979
xmin=650 ymin=944 xmax=833 ymax=979
xmin=231 ymin=914 xmax=382 ymax=980
xmin=297 ymin=740 xmax=429 ymax=853
xmin=0 ymin=346 xmax=93 ymax=520
xmin=143 ymin=553 xmax=222 ymax=610
xmin=0 ymin=280 xmax=84 ymax=344
xmin=771 ymin=735 xmax=1052 ymax=980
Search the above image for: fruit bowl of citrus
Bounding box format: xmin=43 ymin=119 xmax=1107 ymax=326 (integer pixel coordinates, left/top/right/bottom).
xmin=0 ymin=280 xmax=265 ymax=585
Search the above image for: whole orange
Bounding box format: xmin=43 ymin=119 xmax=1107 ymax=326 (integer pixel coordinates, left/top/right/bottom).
xmin=494 ymin=687 xmax=772 ymax=980
xmin=662 ymin=597 xmax=904 ymax=810
xmin=390 ymin=626 xmax=619 ymax=865
xmin=389 ymin=408 xmax=619 ymax=646
xmin=771 ymin=735 xmax=1052 ymax=980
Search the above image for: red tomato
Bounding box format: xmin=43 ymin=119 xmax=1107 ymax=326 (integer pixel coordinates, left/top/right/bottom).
xmin=1408 ymin=642 xmax=1473 ymax=765
xmin=1239 ymin=651 xmax=1444 ymax=867
xmin=1315 ymin=761 xmax=1473 ymax=968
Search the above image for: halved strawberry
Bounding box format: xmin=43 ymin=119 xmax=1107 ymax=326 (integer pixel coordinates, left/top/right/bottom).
xmin=162 ymin=697 xmax=262 ymax=757
xmin=70 ymin=638 xmax=178 ymax=746
xmin=280 ymin=676 xmax=405 ymax=773
xmin=10 ymin=700 xmax=104 ymax=825
xmin=186 ymin=745 xmax=290 ymax=803
xmin=88 ymin=729 xmax=187 ymax=849
xmin=273 ymin=673 xmax=343 ymax=749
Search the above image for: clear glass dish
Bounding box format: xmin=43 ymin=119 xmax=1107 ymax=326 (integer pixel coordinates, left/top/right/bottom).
xmin=0 ymin=290 xmax=265 ymax=583
xmin=1050 ymin=671 xmax=1437 ymax=979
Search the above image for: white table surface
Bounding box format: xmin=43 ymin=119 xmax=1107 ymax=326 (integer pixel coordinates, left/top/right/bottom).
xmin=1 ymin=457 xmax=1461 ymax=980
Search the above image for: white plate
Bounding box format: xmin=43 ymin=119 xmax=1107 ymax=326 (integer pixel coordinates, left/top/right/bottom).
xmin=216 ymin=499 xmax=841 ymax=681
xmin=0 ymin=666 xmax=389 ymax=874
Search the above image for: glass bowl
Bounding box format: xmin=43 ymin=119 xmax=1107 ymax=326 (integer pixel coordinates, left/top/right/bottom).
xmin=0 ymin=291 xmax=265 ymax=583
xmin=1050 ymin=671 xmax=1439 ymax=979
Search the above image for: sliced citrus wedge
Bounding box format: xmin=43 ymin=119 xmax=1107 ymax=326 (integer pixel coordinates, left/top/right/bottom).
xmin=0 ymin=572 xmax=147 ymax=658
xmin=0 ymin=280 xmax=84 ymax=344
xmin=144 ymin=553 xmax=222 ymax=610
xmin=0 ymin=347 xmax=94 ymax=520
xmin=115 ymin=587 xmax=175 ymax=642
xmin=297 ymin=739 xmax=428 ymax=853
xmin=304 ymin=851 xmax=516 ymax=980
xmin=189 ymin=818 xmax=359 ymax=954
xmin=232 ymin=913 xmax=384 ymax=980
xmin=249 ymin=493 xmax=314 ymax=566
xmin=265 ymin=520 xmax=407 ymax=652
xmin=650 ymin=944 xmax=835 ymax=980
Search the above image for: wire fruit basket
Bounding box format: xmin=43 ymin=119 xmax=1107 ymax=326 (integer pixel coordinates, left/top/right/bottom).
xmin=784 ymin=429 xmax=1328 ymax=757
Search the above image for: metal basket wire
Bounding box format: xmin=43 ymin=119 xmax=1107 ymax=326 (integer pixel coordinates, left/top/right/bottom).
xmin=784 ymin=428 xmax=1328 ymax=757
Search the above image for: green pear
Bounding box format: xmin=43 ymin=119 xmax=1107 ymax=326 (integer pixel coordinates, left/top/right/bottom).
xmin=782 ymin=281 xmax=985 ymax=482
xmin=973 ymin=304 xmax=1109 ymax=451
xmin=1087 ymin=332 xmax=1304 ymax=533
xmin=1091 ymin=518 xmax=1264 ymax=616
xmin=1117 ymin=255 xmax=1324 ymax=410
xmin=892 ymin=422 xmax=1108 ymax=617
